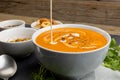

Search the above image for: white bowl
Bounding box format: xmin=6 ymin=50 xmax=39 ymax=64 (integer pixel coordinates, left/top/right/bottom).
xmin=0 ymin=20 xmax=25 ymax=31
xmin=0 ymin=28 xmax=36 ymax=58
xmin=32 ymin=24 xmax=111 ymax=79
xmin=31 ymin=20 xmax=63 ymax=29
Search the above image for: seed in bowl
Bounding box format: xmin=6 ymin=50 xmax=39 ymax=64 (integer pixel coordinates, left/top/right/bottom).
xmin=35 ymin=18 xmax=58 ymax=29
xmin=8 ymin=38 xmax=31 ymax=42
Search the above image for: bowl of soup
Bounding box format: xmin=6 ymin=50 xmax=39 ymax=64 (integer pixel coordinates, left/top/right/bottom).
xmin=0 ymin=28 xmax=36 ymax=58
xmin=32 ymin=24 xmax=111 ymax=79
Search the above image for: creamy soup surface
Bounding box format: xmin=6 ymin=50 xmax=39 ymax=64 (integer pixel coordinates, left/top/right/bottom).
xmin=36 ymin=27 xmax=107 ymax=52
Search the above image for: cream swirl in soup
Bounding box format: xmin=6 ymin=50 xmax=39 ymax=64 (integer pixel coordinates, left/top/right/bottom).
xmin=36 ymin=27 xmax=107 ymax=52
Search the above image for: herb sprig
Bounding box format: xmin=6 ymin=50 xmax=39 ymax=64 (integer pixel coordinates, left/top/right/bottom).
xmin=104 ymin=38 xmax=120 ymax=70
xmin=32 ymin=65 xmax=55 ymax=80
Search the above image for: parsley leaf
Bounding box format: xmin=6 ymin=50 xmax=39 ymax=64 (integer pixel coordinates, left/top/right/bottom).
xmin=104 ymin=38 xmax=120 ymax=71
xmin=32 ymin=65 xmax=55 ymax=80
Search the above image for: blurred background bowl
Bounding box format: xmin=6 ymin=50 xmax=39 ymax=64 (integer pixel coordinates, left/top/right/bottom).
xmin=31 ymin=20 xmax=63 ymax=30
xmin=0 ymin=28 xmax=36 ymax=58
xmin=0 ymin=20 xmax=25 ymax=31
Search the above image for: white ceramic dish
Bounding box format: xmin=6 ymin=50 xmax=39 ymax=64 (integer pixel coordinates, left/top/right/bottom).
xmin=32 ymin=24 xmax=111 ymax=79
xmin=0 ymin=20 xmax=25 ymax=31
xmin=31 ymin=20 xmax=63 ymax=29
xmin=75 ymin=65 xmax=120 ymax=80
xmin=95 ymin=66 xmax=120 ymax=80
xmin=0 ymin=28 xmax=36 ymax=58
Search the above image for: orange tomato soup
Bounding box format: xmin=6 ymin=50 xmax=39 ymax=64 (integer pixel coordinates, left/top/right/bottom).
xmin=36 ymin=27 xmax=107 ymax=52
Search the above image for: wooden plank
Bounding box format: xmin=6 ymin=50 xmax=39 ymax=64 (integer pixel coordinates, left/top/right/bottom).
xmin=0 ymin=13 xmax=120 ymax=35
xmin=100 ymin=0 xmax=120 ymax=1
xmin=107 ymin=9 xmax=120 ymax=19
xmin=0 ymin=0 xmax=120 ymax=26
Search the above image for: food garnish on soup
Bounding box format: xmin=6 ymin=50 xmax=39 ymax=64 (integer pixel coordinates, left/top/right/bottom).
xmin=36 ymin=27 xmax=107 ymax=52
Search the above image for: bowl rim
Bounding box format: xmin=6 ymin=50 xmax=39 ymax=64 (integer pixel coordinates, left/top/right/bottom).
xmin=0 ymin=19 xmax=25 ymax=28
xmin=32 ymin=24 xmax=111 ymax=54
xmin=0 ymin=28 xmax=36 ymax=44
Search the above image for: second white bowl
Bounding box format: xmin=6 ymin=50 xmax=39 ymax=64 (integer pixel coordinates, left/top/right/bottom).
xmin=0 ymin=28 xmax=36 ymax=58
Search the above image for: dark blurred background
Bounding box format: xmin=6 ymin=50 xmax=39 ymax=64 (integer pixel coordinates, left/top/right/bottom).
xmin=0 ymin=0 xmax=120 ymax=26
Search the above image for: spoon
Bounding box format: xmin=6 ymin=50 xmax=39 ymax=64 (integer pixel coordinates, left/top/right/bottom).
xmin=0 ymin=54 xmax=17 ymax=80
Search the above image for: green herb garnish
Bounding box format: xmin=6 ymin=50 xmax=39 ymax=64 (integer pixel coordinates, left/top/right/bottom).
xmin=33 ymin=65 xmax=55 ymax=80
xmin=104 ymin=38 xmax=120 ymax=70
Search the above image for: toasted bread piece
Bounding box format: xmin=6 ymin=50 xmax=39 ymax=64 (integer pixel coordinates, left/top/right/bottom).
xmin=35 ymin=18 xmax=58 ymax=29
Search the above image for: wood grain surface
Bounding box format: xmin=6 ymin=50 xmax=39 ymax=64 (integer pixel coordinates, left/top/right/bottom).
xmin=0 ymin=13 xmax=120 ymax=35
xmin=0 ymin=0 xmax=120 ymax=26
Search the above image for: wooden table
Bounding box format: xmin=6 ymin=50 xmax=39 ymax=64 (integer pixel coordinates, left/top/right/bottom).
xmin=0 ymin=13 xmax=120 ymax=36
xmin=0 ymin=13 xmax=120 ymax=80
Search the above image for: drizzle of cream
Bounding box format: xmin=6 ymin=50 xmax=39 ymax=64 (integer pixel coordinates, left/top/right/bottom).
xmin=81 ymin=46 xmax=96 ymax=49
xmin=50 ymin=41 xmax=57 ymax=45
xmin=71 ymin=33 xmax=80 ymax=37
xmin=68 ymin=36 xmax=74 ymax=39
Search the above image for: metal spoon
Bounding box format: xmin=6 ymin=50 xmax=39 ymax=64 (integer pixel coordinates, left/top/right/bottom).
xmin=0 ymin=54 xmax=17 ymax=80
